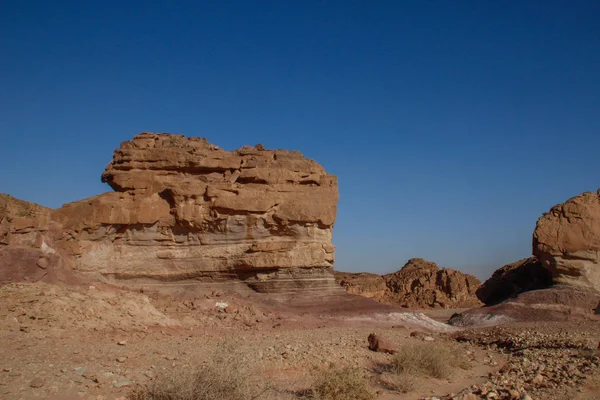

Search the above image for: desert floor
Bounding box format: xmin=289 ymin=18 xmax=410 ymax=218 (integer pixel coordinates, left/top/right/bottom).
xmin=1 ymin=282 xmax=599 ymax=400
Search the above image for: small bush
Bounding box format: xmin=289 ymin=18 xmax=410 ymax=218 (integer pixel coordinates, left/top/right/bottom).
xmin=390 ymin=342 xmax=470 ymax=380
xmin=311 ymin=364 xmax=374 ymax=400
xmin=127 ymin=341 xmax=270 ymax=400
xmin=379 ymin=371 xmax=416 ymax=393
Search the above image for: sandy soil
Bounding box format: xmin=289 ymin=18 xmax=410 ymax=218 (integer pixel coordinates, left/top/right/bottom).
xmin=0 ymin=282 xmax=598 ymax=400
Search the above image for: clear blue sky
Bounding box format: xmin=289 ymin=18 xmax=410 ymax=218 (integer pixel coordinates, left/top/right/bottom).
xmin=1 ymin=1 xmax=599 ymax=280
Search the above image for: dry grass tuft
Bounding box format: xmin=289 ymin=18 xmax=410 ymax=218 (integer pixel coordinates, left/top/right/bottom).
xmin=310 ymin=364 xmax=375 ymax=400
xmin=390 ymin=342 xmax=470 ymax=380
xmin=127 ymin=341 xmax=270 ymax=400
xmin=391 ymin=343 xmax=471 ymax=379
xmin=379 ymin=371 xmax=417 ymax=393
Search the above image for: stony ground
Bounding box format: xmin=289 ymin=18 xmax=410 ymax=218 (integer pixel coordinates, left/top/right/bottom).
xmin=0 ymin=282 xmax=599 ymax=400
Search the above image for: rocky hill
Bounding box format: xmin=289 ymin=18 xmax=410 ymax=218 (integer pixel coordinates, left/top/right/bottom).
xmin=1 ymin=133 xmax=340 ymax=294
xmin=335 ymin=258 xmax=482 ymax=309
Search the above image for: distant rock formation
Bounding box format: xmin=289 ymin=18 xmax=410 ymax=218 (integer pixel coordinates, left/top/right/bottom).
xmin=451 ymin=190 xmax=600 ymax=326
xmin=1 ymin=133 xmax=341 ymax=294
xmin=476 ymin=257 xmax=553 ymax=306
xmin=332 ymin=272 xmax=387 ymax=299
xmin=335 ymin=258 xmax=482 ymax=309
xmin=533 ymin=190 xmax=600 ymax=292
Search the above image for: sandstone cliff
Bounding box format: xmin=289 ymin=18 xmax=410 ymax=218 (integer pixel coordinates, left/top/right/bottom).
xmin=1 ymin=133 xmax=340 ymax=294
xmin=533 ymin=190 xmax=600 ymax=292
xmin=335 ymin=258 xmax=482 ymax=309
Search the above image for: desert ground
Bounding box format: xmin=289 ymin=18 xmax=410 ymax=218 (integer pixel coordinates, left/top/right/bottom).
xmin=1 ymin=281 xmax=599 ymax=400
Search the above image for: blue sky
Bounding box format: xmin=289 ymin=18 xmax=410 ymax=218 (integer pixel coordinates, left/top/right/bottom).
xmin=1 ymin=1 xmax=599 ymax=280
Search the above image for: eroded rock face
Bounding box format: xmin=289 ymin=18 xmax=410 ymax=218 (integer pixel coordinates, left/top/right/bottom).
xmin=1 ymin=133 xmax=340 ymax=293
xmin=332 ymin=272 xmax=387 ymax=299
xmin=336 ymin=258 xmax=482 ymax=309
xmin=0 ymin=194 xmax=75 ymax=284
xmin=533 ymin=191 xmax=600 ymax=292
xmin=476 ymin=257 xmax=553 ymax=306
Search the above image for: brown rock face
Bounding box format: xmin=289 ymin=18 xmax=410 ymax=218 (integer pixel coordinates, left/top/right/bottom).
xmin=0 ymin=194 xmax=75 ymax=284
xmin=533 ymin=191 xmax=600 ymax=292
xmin=476 ymin=257 xmax=553 ymax=306
xmin=336 ymin=258 xmax=482 ymax=309
xmin=332 ymin=272 xmax=387 ymax=299
xmin=1 ymin=133 xmax=340 ymax=293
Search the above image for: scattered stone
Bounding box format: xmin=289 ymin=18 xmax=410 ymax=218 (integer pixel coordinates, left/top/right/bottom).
xmin=113 ymin=377 xmax=132 ymax=388
xmin=29 ymin=377 xmax=44 ymax=388
xmin=73 ymin=366 xmax=87 ymax=375
xmin=36 ymin=257 xmax=48 ymax=269
xmin=367 ymin=333 xmax=396 ymax=354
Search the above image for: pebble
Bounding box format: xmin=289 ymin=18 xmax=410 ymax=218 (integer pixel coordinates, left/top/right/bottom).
xmin=29 ymin=377 xmax=44 ymax=388
xmin=73 ymin=366 xmax=87 ymax=375
xmin=113 ymin=377 xmax=132 ymax=388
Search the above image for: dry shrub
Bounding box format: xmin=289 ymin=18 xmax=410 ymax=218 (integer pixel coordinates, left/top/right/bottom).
xmin=128 ymin=341 xmax=270 ymax=400
xmin=379 ymin=371 xmax=416 ymax=393
xmin=390 ymin=342 xmax=470 ymax=380
xmin=310 ymin=364 xmax=375 ymax=400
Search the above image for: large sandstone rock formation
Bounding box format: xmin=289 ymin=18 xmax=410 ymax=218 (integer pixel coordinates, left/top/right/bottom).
xmin=1 ymin=133 xmax=340 ymax=294
xmin=476 ymin=257 xmax=553 ymax=306
xmin=533 ymin=190 xmax=600 ymax=292
xmin=335 ymin=258 xmax=482 ymax=309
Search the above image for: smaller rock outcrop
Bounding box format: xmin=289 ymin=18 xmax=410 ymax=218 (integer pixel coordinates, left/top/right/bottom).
xmin=0 ymin=194 xmax=74 ymax=284
xmin=332 ymin=272 xmax=386 ymax=299
xmin=335 ymin=258 xmax=482 ymax=309
xmin=533 ymin=190 xmax=600 ymax=292
xmin=476 ymin=257 xmax=553 ymax=306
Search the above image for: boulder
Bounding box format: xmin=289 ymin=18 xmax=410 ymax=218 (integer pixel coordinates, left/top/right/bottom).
xmin=336 ymin=258 xmax=482 ymax=309
xmin=533 ymin=190 xmax=600 ymax=292
xmin=476 ymin=257 xmax=553 ymax=306
xmin=0 ymin=133 xmax=341 ymax=294
xmin=367 ymin=333 xmax=396 ymax=354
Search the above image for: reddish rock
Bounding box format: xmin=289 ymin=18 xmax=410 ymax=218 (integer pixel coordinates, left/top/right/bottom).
xmin=336 ymin=258 xmax=482 ymax=309
xmin=476 ymin=257 xmax=553 ymax=306
xmin=533 ymin=190 xmax=600 ymax=292
xmin=367 ymin=333 xmax=396 ymax=354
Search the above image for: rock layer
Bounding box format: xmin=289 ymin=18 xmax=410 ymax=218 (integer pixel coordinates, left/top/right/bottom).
xmin=533 ymin=190 xmax=600 ymax=292
xmin=1 ymin=133 xmax=341 ymax=293
xmin=335 ymin=258 xmax=482 ymax=309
